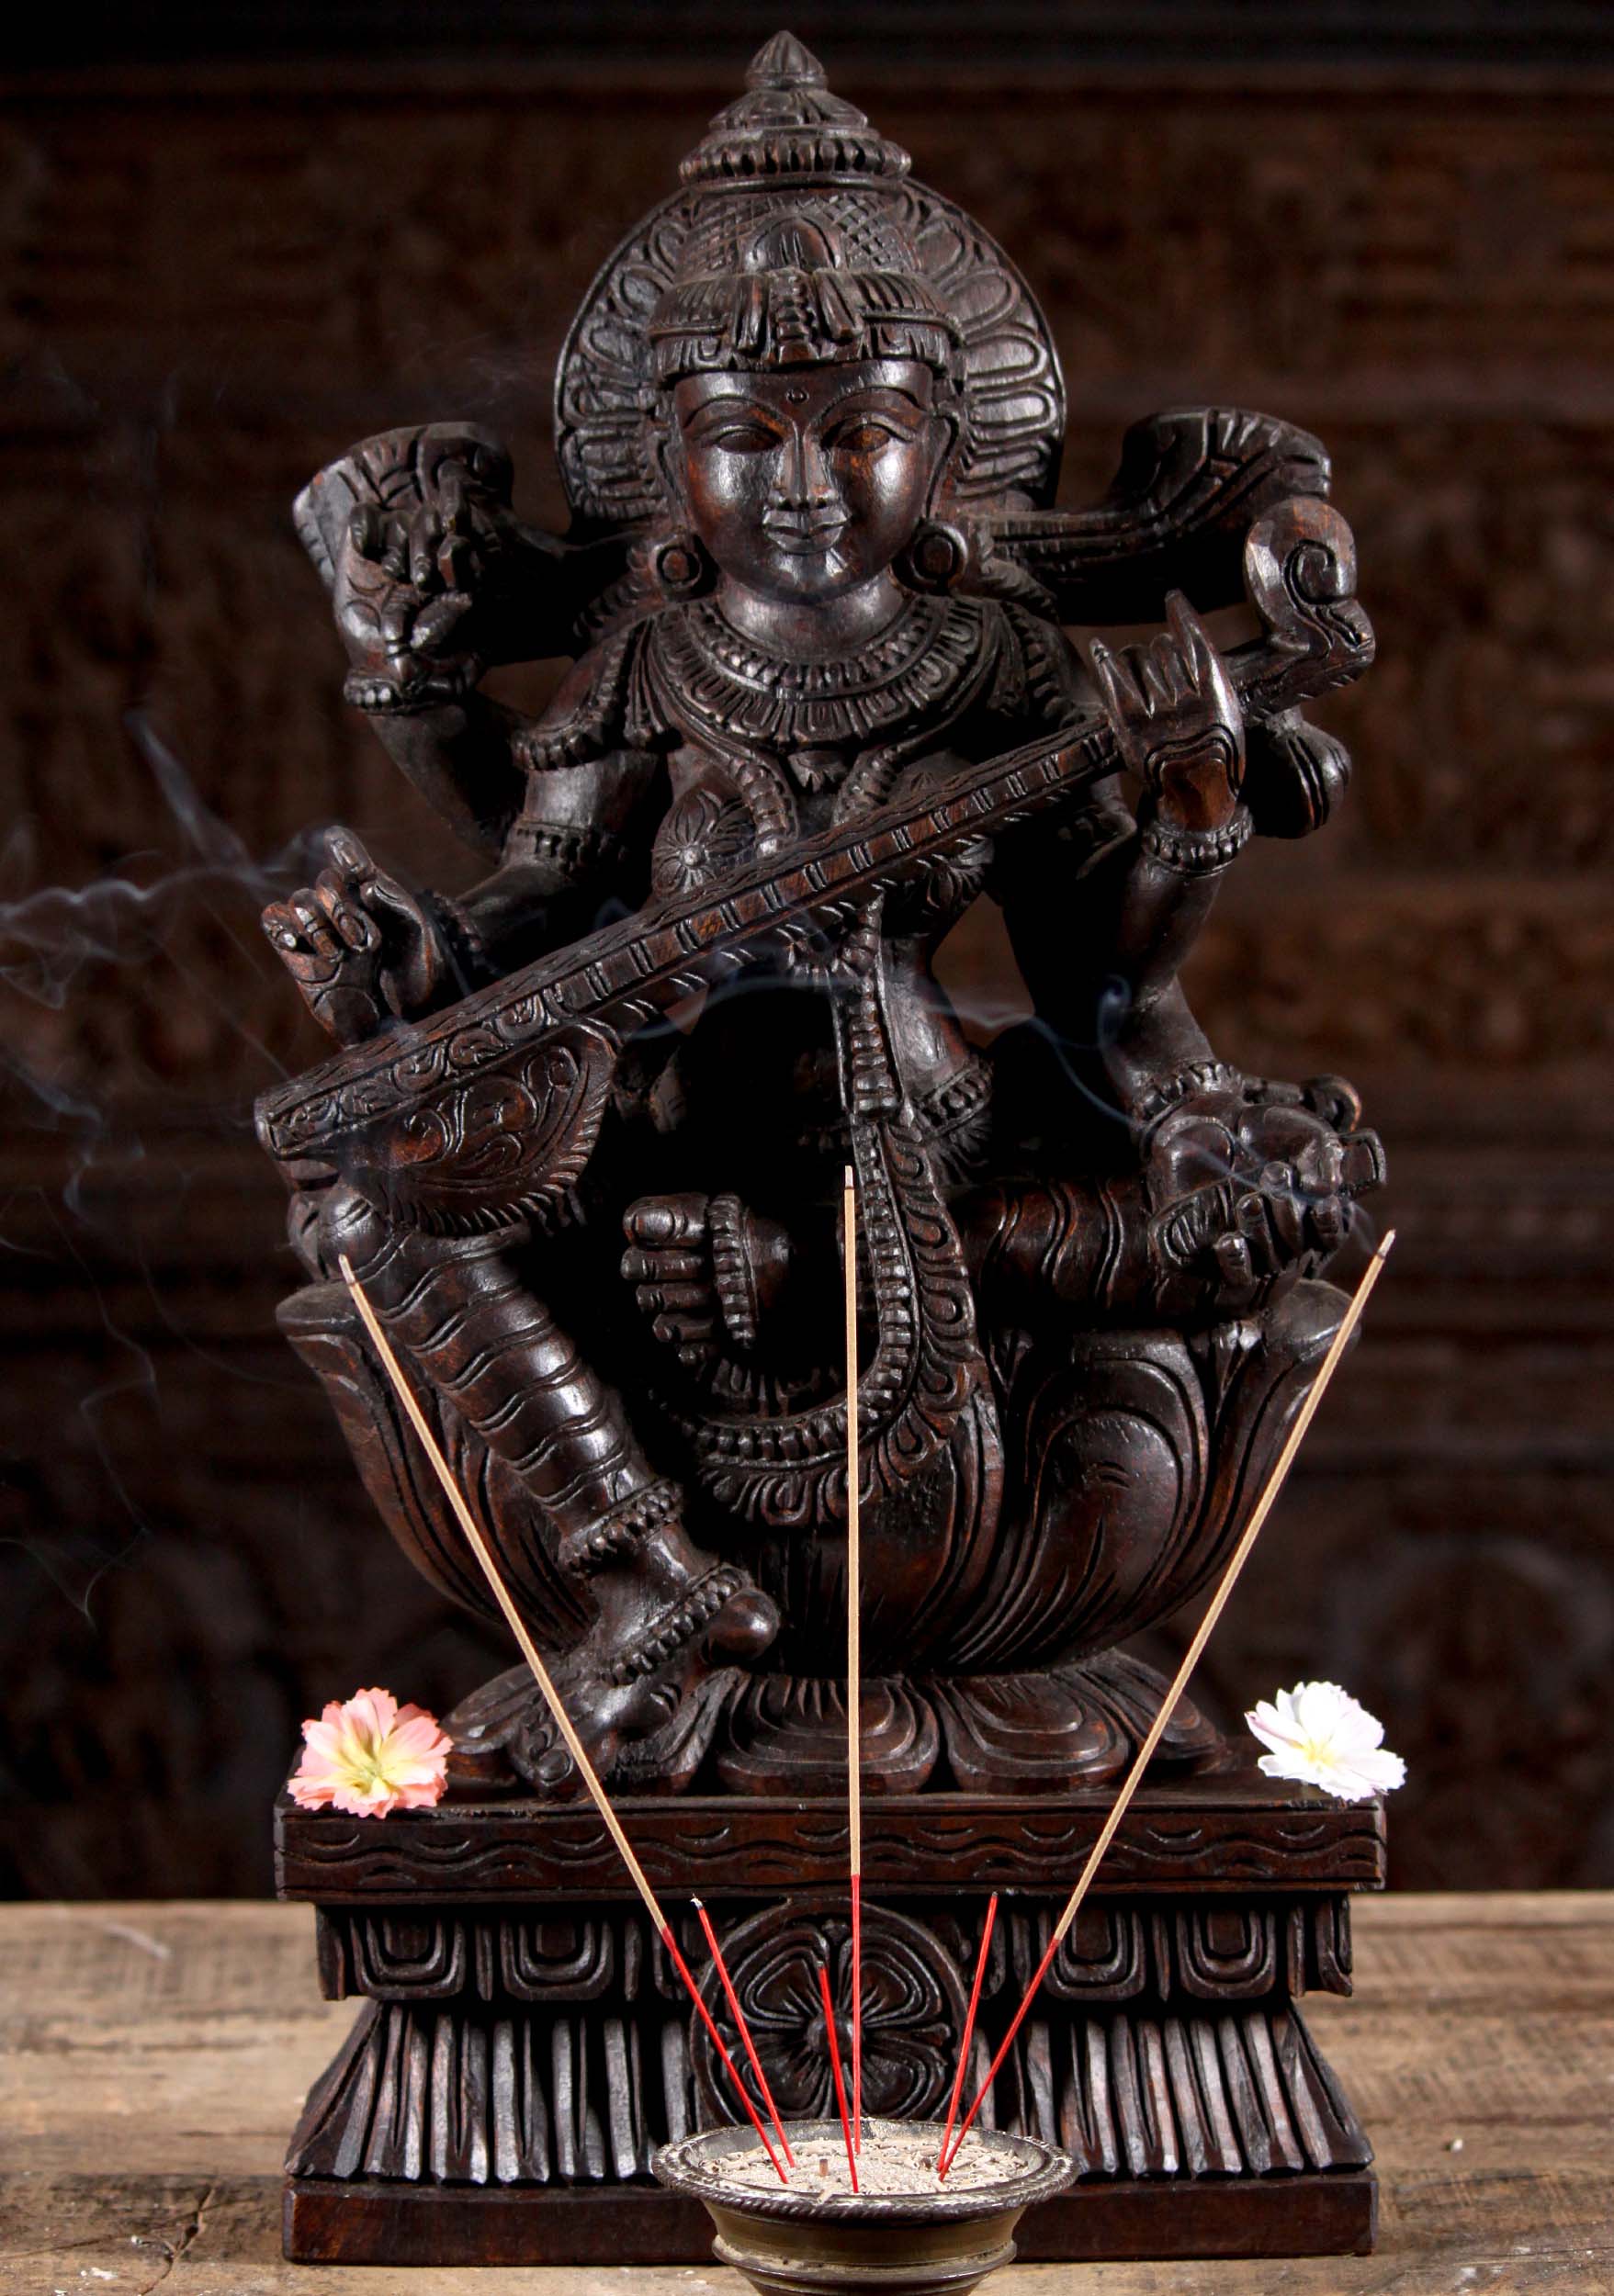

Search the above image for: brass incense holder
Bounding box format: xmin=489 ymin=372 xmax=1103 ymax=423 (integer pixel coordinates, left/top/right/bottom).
xmin=652 ymin=2118 xmax=1074 ymax=2296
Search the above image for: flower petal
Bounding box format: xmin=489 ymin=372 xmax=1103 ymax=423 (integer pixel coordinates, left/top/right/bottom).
xmin=1245 ymin=1700 xmax=1303 ymax=1757
xmin=1247 ymin=1679 xmax=1405 ymax=1801
xmin=294 ymin=1686 xmax=450 ymax=1819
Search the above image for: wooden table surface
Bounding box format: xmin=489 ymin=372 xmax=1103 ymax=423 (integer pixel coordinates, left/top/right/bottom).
xmin=3 ymin=1894 xmax=1610 ymax=2294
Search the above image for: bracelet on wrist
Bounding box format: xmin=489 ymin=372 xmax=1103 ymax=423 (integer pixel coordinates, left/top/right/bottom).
xmin=1129 ymin=1058 xmax=1245 ymax=1135
xmin=706 ymin=1193 xmax=761 ymax=1349
xmin=1139 ymin=801 xmax=1253 ymax=874
xmin=418 ymin=892 xmax=493 ymax=996
xmin=343 ymin=660 xmax=481 ymax=715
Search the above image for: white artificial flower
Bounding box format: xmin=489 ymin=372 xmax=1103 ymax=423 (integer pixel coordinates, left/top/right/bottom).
xmin=1244 ymin=1680 xmax=1405 ymax=1802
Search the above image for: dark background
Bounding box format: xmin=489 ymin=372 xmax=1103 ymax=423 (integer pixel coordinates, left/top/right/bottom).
xmin=3 ymin=3 xmax=1610 ymax=1899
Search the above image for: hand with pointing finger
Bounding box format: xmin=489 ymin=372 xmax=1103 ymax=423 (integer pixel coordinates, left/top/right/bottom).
xmin=262 ymin=829 xmax=448 ymax=1045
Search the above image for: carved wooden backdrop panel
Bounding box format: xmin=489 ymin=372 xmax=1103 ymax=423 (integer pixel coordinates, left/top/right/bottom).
xmin=3 ymin=59 xmax=1609 ymax=1895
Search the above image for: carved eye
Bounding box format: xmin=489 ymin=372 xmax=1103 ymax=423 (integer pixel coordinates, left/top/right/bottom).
xmin=829 ymin=419 xmax=904 ymax=454
xmin=699 ymin=422 xmax=778 ymax=454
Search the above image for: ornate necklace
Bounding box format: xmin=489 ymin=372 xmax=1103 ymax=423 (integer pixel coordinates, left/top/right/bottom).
xmin=650 ymin=592 xmax=988 ymax=760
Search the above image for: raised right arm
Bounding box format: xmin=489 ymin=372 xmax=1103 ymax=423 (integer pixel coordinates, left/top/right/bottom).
xmin=298 ymin=423 xmax=618 ymax=859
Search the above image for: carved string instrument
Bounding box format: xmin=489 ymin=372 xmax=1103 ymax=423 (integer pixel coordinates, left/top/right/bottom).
xmin=256 ymin=496 xmax=1372 ymax=1232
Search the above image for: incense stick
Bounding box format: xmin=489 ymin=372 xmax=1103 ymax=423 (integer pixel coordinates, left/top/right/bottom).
xmin=842 ymin=1163 xmax=863 ymax=2151
xmin=939 ymin=1230 xmax=1396 ymax=2175
xmin=660 ymin=1926 xmax=788 ymax=2184
xmin=936 ymin=1892 xmax=998 ymax=2171
xmin=694 ymin=1898 xmax=795 ymax=2167
xmin=339 ymin=1253 xmax=789 ymax=2184
xmin=818 ymin=1961 xmax=860 ymax=2194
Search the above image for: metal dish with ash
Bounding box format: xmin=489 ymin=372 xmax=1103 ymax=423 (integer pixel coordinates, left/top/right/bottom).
xmin=653 ymin=2116 xmax=1073 ymax=2296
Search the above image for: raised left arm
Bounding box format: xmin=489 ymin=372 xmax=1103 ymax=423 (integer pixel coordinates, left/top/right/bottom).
xmin=1085 ymin=591 xmax=1251 ymax=1112
xmin=988 ymin=592 xmax=1383 ymax=1318
xmin=991 ymin=592 xmax=1244 ymax=1113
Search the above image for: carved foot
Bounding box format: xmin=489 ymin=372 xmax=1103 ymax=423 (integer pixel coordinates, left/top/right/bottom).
xmin=446 ymin=1655 xmax=749 ymax=1798
xmin=449 ymin=1481 xmax=776 ymax=1795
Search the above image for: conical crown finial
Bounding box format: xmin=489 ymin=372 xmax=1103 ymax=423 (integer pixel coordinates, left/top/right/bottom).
xmin=680 ymin=33 xmax=909 ymax=186
xmin=746 ymin=32 xmax=827 ymax=89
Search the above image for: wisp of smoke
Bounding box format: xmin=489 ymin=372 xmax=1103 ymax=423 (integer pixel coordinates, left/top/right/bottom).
xmin=0 ymin=716 xmax=327 ymax=1619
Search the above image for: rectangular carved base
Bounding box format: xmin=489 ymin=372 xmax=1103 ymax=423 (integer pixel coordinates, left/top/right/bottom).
xmin=279 ymin=1773 xmax=1383 ymax=2267
xmin=284 ymin=2167 xmax=1376 ymax=2267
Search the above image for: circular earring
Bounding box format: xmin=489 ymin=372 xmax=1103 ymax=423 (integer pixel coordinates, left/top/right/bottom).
xmin=897 ymin=517 xmax=970 ymax=595
xmin=649 ymin=530 xmax=713 ymax=600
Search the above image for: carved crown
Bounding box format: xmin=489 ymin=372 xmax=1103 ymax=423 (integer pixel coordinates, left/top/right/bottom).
xmin=679 ymin=30 xmax=912 ymax=186
xmin=554 ymin=35 xmax=1066 ymax=530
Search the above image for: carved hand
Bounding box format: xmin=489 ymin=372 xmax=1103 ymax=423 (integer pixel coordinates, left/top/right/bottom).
xmin=333 ymin=456 xmax=521 ymax=712
xmin=1090 ymin=591 xmax=1246 ymax=835
xmin=621 ymin=1196 xmax=720 ymax=1366
xmin=1144 ymin=1076 xmax=1385 ymax=1315
xmin=262 ymin=829 xmax=447 ymax=1046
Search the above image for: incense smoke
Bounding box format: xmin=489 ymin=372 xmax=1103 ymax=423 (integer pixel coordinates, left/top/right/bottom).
xmin=0 ymin=719 xmax=330 ymax=1621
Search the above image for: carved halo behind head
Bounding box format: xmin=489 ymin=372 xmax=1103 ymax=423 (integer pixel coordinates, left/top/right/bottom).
xmin=554 ymin=32 xmax=1067 ymax=535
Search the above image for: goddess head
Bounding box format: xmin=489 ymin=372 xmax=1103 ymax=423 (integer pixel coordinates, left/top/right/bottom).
xmin=646 ymin=201 xmax=964 ymax=613
xmin=554 ymin=35 xmax=1066 ymax=624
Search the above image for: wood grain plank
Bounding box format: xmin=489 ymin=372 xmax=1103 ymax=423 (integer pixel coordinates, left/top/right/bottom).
xmin=2 ymin=1897 xmax=1611 ymax=2292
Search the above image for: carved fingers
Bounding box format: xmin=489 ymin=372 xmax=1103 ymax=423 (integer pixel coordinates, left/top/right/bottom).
xmin=1090 ymin=591 xmax=1246 ymax=834
xmin=338 ymin=458 xmax=512 ymax=706
xmin=621 ymin=1193 xmax=720 ymax=1365
xmin=409 ymin=589 xmax=476 ymax=657
xmin=1144 ymin=1085 xmax=1385 ymax=1314
xmin=347 ymin=847 xmax=446 ymax=1014
xmin=262 ymin=884 xmax=385 ymax=1047
xmin=261 ymin=828 xmax=445 ymax=1043
xmin=347 ymin=459 xmax=499 ymax=599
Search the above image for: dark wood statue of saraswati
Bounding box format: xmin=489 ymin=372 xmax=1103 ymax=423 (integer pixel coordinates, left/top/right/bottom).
xmin=262 ymin=36 xmax=1391 ymax=2268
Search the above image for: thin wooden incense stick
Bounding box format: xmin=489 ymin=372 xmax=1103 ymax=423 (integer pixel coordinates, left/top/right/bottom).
xmin=939 ymin=1229 xmax=1396 ymax=2176
xmin=339 ymin=1253 xmax=789 ymax=2185
xmin=936 ymin=1892 xmax=998 ymax=2171
xmin=818 ymin=1961 xmax=860 ymax=2194
xmin=694 ymin=1897 xmax=795 ymax=2167
xmin=841 ymin=1162 xmax=863 ymax=2151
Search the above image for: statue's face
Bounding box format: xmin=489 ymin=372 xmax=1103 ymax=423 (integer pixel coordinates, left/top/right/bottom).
xmin=670 ymin=360 xmax=948 ymax=606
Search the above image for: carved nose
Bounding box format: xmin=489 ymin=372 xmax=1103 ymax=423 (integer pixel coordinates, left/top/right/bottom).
xmin=779 ymin=428 xmax=832 ymax=509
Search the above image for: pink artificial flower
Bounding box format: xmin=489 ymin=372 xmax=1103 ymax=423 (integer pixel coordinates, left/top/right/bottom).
xmin=290 ymin=1686 xmax=451 ymax=1818
xmin=1245 ymin=1680 xmax=1406 ymax=1803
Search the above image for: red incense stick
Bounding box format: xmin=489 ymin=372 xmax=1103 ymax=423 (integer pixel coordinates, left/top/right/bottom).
xmin=936 ymin=1892 xmax=998 ymax=2171
xmin=341 ymin=1255 xmax=789 ymax=2188
xmin=818 ymin=1961 xmax=859 ymax=2194
xmin=661 ymin=1924 xmax=788 ymax=2183
xmin=939 ymin=1232 xmax=1395 ymax=2177
xmin=694 ymin=1898 xmax=795 ymax=2167
xmin=842 ymin=1164 xmax=863 ymax=2149
xmin=851 ymin=1874 xmax=863 ymax=2152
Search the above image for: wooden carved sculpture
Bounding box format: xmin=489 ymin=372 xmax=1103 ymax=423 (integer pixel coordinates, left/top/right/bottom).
xmin=263 ymin=36 xmax=1389 ymax=2265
